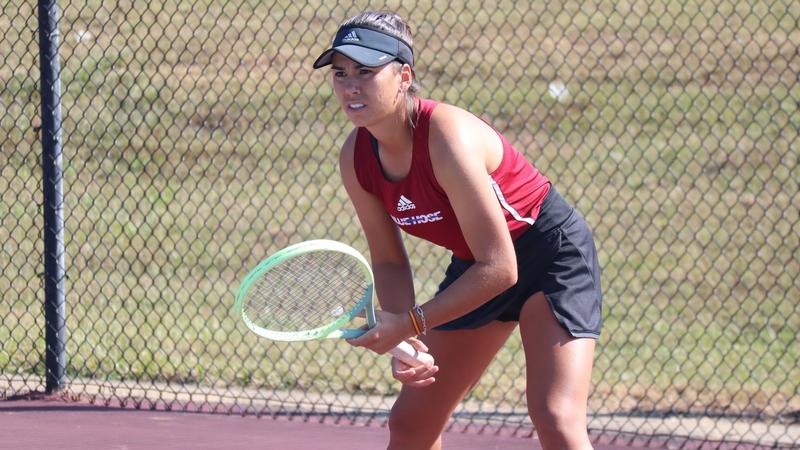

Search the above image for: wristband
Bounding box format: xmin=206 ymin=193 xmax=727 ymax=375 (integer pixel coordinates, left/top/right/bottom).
xmin=408 ymin=309 xmax=422 ymax=335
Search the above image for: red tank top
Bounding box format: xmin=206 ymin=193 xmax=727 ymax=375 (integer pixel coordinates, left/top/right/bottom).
xmin=353 ymin=98 xmax=550 ymax=260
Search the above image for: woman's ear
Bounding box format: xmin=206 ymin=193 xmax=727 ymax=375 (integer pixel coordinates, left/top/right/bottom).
xmin=399 ymin=63 xmax=414 ymax=92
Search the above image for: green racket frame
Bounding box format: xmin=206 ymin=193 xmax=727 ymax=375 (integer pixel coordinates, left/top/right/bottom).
xmin=234 ymin=239 xmax=377 ymax=341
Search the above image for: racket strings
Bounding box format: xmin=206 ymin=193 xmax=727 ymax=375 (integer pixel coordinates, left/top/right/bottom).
xmin=243 ymin=251 xmax=369 ymax=331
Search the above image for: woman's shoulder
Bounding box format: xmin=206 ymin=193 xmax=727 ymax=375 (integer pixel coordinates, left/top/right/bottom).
xmin=427 ymin=101 xmax=496 ymax=145
xmin=338 ymin=127 xmax=362 ymax=168
xmin=339 ymin=127 xmax=364 ymax=156
xmin=427 ymin=100 xmax=490 ymax=130
xmin=424 ymin=100 xmax=504 ymax=173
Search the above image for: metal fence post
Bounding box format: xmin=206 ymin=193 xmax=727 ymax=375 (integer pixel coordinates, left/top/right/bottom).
xmin=37 ymin=0 xmax=66 ymax=393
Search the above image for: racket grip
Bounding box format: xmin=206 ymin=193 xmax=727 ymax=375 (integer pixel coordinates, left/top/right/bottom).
xmin=390 ymin=340 xmax=435 ymax=368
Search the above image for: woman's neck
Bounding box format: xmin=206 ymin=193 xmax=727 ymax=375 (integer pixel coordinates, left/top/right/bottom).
xmin=367 ymin=97 xmax=416 ymax=155
xmin=370 ymin=126 xmax=412 ymax=155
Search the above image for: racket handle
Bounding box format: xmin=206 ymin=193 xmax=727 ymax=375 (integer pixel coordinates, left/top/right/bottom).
xmin=390 ymin=340 xmax=435 ymax=368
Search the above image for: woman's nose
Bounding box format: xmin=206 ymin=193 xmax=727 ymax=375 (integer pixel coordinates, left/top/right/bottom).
xmin=344 ymin=79 xmax=360 ymax=94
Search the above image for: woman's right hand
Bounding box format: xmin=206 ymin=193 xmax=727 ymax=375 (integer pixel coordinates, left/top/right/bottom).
xmin=391 ymin=337 xmax=438 ymax=387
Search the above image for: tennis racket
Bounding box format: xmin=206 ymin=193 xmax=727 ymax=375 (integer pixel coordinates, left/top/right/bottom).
xmin=234 ymin=239 xmax=434 ymax=367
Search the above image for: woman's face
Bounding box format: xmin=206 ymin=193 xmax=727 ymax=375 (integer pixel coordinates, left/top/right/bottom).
xmin=330 ymin=53 xmax=409 ymax=128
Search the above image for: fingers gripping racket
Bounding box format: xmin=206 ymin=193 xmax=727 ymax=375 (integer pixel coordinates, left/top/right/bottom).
xmin=235 ymin=239 xmax=434 ymax=367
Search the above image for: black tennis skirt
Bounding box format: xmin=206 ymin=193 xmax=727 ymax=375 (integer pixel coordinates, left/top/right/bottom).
xmin=433 ymin=187 xmax=602 ymax=338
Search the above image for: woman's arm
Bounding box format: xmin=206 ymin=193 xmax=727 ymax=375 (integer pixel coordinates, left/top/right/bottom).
xmin=338 ymin=130 xmax=417 ymax=317
xmin=340 ymin=130 xmax=438 ymax=382
xmin=422 ymin=104 xmax=519 ymax=328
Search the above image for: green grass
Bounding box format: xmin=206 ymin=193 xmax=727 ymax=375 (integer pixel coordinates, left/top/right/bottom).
xmin=2 ymin=0 xmax=798 ymax=421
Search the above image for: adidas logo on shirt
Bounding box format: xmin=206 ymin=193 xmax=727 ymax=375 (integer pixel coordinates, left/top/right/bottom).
xmin=341 ymin=31 xmax=359 ymax=42
xmin=396 ymin=195 xmax=416 ymax=211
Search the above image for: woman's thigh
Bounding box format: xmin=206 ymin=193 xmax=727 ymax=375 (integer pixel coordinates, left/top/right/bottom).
xmin=519 ymin=292 xmax=596 ymax=441
xmin=389 ymin=320 xmax=517 ymax=447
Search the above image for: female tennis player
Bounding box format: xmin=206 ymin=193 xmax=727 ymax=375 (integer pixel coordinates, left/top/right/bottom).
xmin=313 ymin=10 xmax=602 ymax=450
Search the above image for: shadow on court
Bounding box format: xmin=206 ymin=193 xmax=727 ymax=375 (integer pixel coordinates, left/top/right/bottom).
xmin=0 ymin=397 xmax=646 ymax=450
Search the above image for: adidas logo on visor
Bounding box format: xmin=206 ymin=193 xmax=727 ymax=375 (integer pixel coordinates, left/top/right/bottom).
xmin=341 ymin=30 xmax=359 ymax=42
xmin=397 ymin=195 xmax=416 ymax=211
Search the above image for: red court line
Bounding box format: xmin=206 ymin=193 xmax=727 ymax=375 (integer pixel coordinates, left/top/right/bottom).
xmin=0 ymin=397 xmax=643 ymax=450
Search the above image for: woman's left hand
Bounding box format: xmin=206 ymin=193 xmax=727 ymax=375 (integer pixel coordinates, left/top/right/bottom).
xmin=346 ymin=309 xmax=413 ymax=353
xmin=392 ymin=337 xmax=438 ymax=387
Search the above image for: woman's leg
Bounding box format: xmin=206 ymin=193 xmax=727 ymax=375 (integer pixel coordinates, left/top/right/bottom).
xmin=387 ymin=320 xmax=517 ymax=450
xmin=519 ymin=292 xmax=596 ymax=450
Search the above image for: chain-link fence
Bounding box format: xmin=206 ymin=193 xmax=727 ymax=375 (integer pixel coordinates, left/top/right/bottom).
xmin=2 ymin=0 xmax=798 ymax=447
